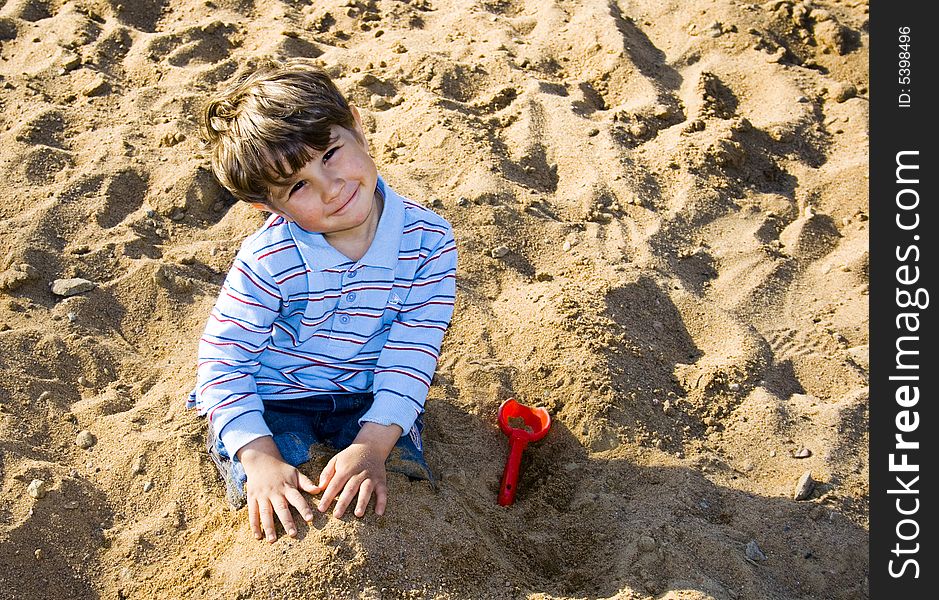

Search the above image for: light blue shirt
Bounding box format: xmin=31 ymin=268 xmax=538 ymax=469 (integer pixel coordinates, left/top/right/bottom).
xmin=188 ymin=177 xmax=457 ymax=458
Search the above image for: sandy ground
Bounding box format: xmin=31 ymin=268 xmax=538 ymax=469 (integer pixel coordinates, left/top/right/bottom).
xmin=0 ymin=0 xmax=870 ymax=598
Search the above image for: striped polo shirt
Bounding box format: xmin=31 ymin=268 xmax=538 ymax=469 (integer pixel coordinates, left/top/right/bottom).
xmin=188 ymin=177 xmax=457 ymax=459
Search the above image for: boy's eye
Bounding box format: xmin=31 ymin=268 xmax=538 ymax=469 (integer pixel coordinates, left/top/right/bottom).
xmin=323 ymin=147 xmax=338 ymax=163
xmin=289 ymin=181 xmax=305 ymax=196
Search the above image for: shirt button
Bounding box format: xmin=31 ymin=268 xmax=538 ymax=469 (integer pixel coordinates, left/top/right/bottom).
xmin=348 ymin=270 xmax=357 ymax=278
xmin=347 ymin=292 xmax=357 ymax=302
xmin=339 ymin=315 xmax=350 ymax=324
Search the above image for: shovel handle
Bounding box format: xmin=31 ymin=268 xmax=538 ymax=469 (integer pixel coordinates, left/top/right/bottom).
xmin=498 ymin=437 xmax=528 ymax=506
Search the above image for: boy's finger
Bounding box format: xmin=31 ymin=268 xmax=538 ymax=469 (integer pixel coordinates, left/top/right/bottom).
xmin=374 ymin=485 xmax=388 ymax=517
xmin=333 ymin=476 xmax=364 ymax=519
xmin=258 ymin=500 xmax=278 ymax=543
xmin=317 ymin=482 xmax=340 ymax=513
xmin=354 ymin=480 xmax=375 ymax=518
xmin=247 ymin=498 xmax=263 ymax=540
xmin=285 ymin=487 xmax=315 ymax=523
xmin=271 ymin=498 xmax=297 ymax=538
xmin=313 ymin=458 xmax=337 ymax=493
xmin=297 ymin=472 xmax=319 ymax=495
xmin=317 ymin=472 xmax=347 ymax=512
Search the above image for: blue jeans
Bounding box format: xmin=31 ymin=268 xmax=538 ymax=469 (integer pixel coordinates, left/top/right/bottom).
xmin=206 ymin=393 xmax=434 ymax=509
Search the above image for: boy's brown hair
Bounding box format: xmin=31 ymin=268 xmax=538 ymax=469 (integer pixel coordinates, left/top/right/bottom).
xmin=201 ymin=58 xmax=358 ymax=205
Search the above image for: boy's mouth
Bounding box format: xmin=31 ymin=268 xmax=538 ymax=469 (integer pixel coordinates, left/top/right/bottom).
xmin=332 ymin=185 xmax=360 ymax=216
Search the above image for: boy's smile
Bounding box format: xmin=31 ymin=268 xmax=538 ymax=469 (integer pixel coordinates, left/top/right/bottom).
xmin=262 ymin=108 xmax=381 ymax=255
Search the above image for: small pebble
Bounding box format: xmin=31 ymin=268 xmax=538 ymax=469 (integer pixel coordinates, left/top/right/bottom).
xmin=67 ymin=312 xmax=77 ymax=323
xmin=27 ymin=479 xmax=48 ymax=499
xmin=637 ymin=535 xmax=657 ymax=553
xmin=562 ymin=241 xmax=572 ymax=252
xmin=745 ymin=540 xmax=767 ymax=561
xmin=683 ymin=119 xmax=705 ymax=133
xmin=792 ymin=447 xmax=812 ymax=459
xmin=76 ymin=430 xmax=96 ymax=449
xmin=81 ymin=75 xmax=109 ymax=97
xmin=62 ymin=54 xmax=81 ymax=71
xmin=131 ymin=456 xmax=146 ymax=475
xmin=705 ymin=21 xmax=724 ymax=37
xmin=766 ymin=47 xmax=786 ymax=63
xmin=35 ymin=549 xmax=43 ymax=560
xmin=728 ymin=382 xmax=741 ymax=392
xmin=830 ymin=82 xmax=856 ymax=103
xmin=143 ymin=481 xmax=154 ymax=492
xmin=370 ymin=94 xmax=390 ymax=109
xmin=37 ymin=391 xmax=52 ymax=402
xmin=456 ymin=197 xmax=468 ymax=206
xmin=490 ymin=245 xmax=510 ymax=259
xmin=653 ymin=104 xmax=673 ymax=119
xmin=587 ymin=128 xmax=599 ymax=137
xmin=794 ymin=471 xmax=815 ymax=500
xmin=628 ymin=123 xmax=647 ymax=137
xmin=50 ymin=278 xmax=96 ymax=297
xmin=534 ymin=271 xmax=553 ymax=282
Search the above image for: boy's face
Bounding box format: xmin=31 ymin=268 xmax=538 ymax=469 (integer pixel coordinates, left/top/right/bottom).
xmin=262 ymin=108 xmax=379 ymax=239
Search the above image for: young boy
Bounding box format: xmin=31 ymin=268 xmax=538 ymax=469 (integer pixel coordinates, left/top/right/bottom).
xmin=186 ymin=59 xmax=457 ymax=544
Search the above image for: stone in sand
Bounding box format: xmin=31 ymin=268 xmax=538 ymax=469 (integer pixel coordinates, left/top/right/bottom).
xmin=830 ymin=82 xmax=856 ymax=103
xmin=81 ymin=75 xmax=109 ymax=96
xmin=745 ymin=540 xmax=767 ymax=561
xmin=76 ymin=430 xmax=96 ymax=449
xmin=794 ymin=470 xmax=815 ymax=500
xmin=490 ymin=245 xmax=510 ymax=258
xmin=637 ymin=535 xmax=657 ymax=553
xmin=51 ymin=278 xmax=95 ymax=297
xmin=27 ymin=479 xmax=48 ymax=499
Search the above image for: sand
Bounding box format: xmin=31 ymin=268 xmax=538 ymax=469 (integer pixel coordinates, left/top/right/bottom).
xmin=0 ymin=0 xmax=870 ymax=598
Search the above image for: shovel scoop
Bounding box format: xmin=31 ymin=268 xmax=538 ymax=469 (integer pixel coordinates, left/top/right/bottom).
xmin=497 ymin=398 xmax=551 ymax=506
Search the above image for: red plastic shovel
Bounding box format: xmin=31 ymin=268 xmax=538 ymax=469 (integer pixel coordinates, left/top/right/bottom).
xmin=497 ymin=398 xmax=552 ymax=506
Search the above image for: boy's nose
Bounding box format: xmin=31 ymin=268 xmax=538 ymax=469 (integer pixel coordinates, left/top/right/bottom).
xmin=324 ymin=177 xmax=345 ymax=204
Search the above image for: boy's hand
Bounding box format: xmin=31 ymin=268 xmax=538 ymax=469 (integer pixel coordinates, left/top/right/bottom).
xmin=312 ymin=422 xmax=402 ymax=518
xmin=237 ymin=436 xmax=318 ymax=543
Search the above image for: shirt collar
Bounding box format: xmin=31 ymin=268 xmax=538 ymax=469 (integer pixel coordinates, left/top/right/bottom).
xmin=287 ymin=175 xmax=402 ymax=272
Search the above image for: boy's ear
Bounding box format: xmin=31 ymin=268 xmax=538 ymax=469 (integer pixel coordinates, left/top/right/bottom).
xmin=251 ymin=202 xmax=292 ymax=222
xmin=349 ymin=105 xmax=369 ymax=151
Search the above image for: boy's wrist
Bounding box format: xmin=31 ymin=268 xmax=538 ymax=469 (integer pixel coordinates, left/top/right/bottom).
xmin=236 ymin=435 xmax=285 ymax=469
xmin=355 ymin=421 xmax=403 ymax=457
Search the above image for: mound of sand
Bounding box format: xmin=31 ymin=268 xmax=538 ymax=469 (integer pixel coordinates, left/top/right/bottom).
xmin=0 ymin=0 xmax=869 ymax=598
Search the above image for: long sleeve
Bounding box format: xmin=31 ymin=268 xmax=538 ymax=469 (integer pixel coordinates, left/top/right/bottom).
xmin=361 ymin=227 xmax=457 ymax=434
xmin=195 ymin=247 xmax=282 ymax=458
